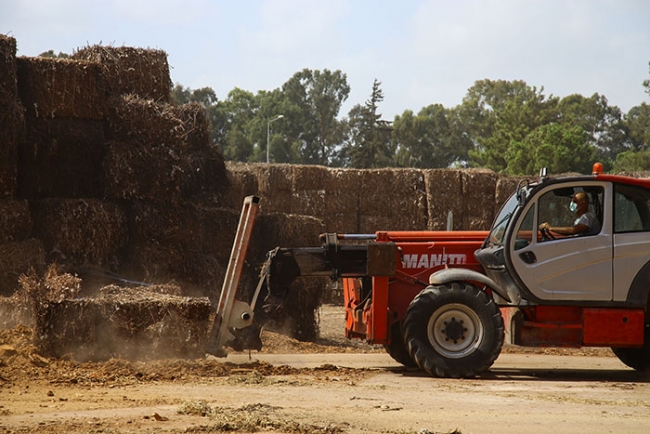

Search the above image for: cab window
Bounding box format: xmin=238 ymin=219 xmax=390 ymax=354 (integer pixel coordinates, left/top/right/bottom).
xmin=537 ymin=186 xmax=603 ymax=240
xmin=614 ymin=184 xmax=650 ymax=233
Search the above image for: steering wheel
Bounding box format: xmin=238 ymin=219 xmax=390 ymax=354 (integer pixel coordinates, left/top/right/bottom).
xmin=540 ymin=227 xmax=555 ymax=241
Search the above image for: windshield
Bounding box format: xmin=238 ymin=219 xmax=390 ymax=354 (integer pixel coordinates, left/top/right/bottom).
xmin=487 ymin=192 xmax=520 ymax=246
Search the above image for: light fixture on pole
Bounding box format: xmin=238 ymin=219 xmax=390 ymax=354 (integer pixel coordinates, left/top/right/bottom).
xmin=266 ymin=114 xmax=284 ymax=163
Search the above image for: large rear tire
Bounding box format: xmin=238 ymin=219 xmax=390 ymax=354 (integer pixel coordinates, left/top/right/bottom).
xmin=384 ymin=322 xmax=417 ymax=367
xmin=611 ymin=324 xmax=650 ymax=372
xmin=403 ymin=282 xmax=504 ymax=378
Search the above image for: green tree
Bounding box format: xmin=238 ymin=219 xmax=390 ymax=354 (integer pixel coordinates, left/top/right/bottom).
xmin=217 ymin=88 xmax=261 ymax=162
xmin=643 ymin=62 xmax=650 ymax=97
xmin=505 ymin=124 xmax=594 ymax=175
xmin=557 ymin=93 xmax=628 ymax=167
xmin=625 ymin=103 xmax=650 ymax=151
xmin=281 ymin=69 xmax=350 ymax=165
xmin=462 ymin=79 xmax=558 ymax=172
xmin=341 ymin=79 xmax=393 ymax=168
xmin=612 ymin=150 xmax=650 ymax=172
xmin=392 ymin=105 xmax=472 ymax=168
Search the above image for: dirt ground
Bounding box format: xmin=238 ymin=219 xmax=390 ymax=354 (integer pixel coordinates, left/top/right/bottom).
xmin=1 ymin=304 xmax=649 ymax=434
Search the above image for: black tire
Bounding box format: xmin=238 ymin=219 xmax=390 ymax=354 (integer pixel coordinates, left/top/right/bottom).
xmin=403 ymin=282 xmax=504 ymax=378
xmin=384 ymin=322 xmax=418 ymax=367
xmin=611 ymin=324 xmax=650 ymax=372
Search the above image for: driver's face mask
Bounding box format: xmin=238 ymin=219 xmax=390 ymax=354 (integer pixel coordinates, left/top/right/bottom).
xmin=569 ymin=201 xmax=578 ymax=213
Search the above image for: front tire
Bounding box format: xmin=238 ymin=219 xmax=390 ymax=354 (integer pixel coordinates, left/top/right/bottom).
xmin=384 ymin=322 xmax=417 ymax=367
xmin=403 ymin=282 xmax=504 ymax=378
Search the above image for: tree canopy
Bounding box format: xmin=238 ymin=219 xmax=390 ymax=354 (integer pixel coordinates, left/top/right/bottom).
xmin=170 ymin=65 xmax=650 ymax=175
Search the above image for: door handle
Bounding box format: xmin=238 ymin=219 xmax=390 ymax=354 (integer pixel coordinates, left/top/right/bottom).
xmin=519 ymin=251 xmax=536 ymax=264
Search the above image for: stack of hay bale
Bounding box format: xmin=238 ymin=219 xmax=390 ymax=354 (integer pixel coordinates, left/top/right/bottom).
xmin=228 ymin=162 xmax=503 ymax=233
xmin=0 ymin=35 xmax=45 ymax=300
xmin=0 ymin=38 xmax=240 ymax=359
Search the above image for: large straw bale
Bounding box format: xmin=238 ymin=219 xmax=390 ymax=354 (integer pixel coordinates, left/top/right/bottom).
xmin=16 ymin=56 xmax=106 ymax=119
xmin=35 ymin=286 xmax=211 ymax=361
xmin=460 ymin=169 xmax=498 ymax=230
xmin=72 ymin=45 xmax=172 ymax=102
xmin=0 ymin=35 xmax=19 ymax=197
xmin=423 ymin=169 xmax=463 ymax=230
xmin=0 ymin=199 xmax=31 ymax=243
xmin=0 ymin=239 xmax=46 ymax=296
xmin=226 ymin=162 xmax=260 ymax=208
xmin=495 ymin=175 xmax=527 ymax=213
xmin=291 ymin=165 xmax=328 ymax=217
xmin=103 ymin=139 xmax=184 ymax=202
xmin=253 ymin=164 xmax=293 ymax=214
xmin=358 ymin=168 xmax=428 ymax=231
xmin=18 ymin=118 xmax=105 ymax=199
xmin=127 ymin=201 xmax=239 ymax=294
xmin=31 ymin=199 xmax=128 ymax=267
xmin=106 ymin=95 xmax=203 ymax=149
xmin=323 ymin=168 xmax=361 ymax=233
xmin=104 ymin=138 xmax=228 ymax=203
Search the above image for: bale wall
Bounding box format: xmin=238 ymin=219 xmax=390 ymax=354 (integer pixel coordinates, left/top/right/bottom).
xmin=17 ymin=118 xmax=105 ymax=199
xmin=460 ymin=169 xmax=498 ymax=230
xmin=0 ymin=239 xmax=46 ymax=296
xmin=72 ymin=45 xmax=172 ymax=102
xmin=127 ymin=201 xmax=239 ymax=295
xmin=16 ymin=56 xmax=106 ymax=120
xmin=104 ymin=96 xmax=229 ymax=204
xmin=358 ymin=168 xmax=428 ymax=232
xmin=324 ymin=168 xmax=361 ymax=233
xmin=0 ymin=199 xmax=32 ymax=243
xmin=30 ymin=199 xmax=128 ymax=267
xmin=0 ymin=35 xmax=19 ymax=197
xmin=423 ymin=169 xmax=463 ymax=230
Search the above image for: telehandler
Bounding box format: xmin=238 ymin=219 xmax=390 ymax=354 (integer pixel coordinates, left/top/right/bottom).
xmin=208 ymin=163 xmax=650 ymax=378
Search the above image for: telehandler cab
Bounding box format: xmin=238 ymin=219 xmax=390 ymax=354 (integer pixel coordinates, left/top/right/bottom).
xmin=209 ymin=164 xmax=650 ymax=378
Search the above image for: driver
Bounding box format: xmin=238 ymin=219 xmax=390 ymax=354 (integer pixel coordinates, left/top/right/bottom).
xmin=538 ymin=192 xmax=600 ymax=236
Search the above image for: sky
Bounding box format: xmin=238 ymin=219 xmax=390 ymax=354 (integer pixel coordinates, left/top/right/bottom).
xmin=2 ymin=0 xmax=649 ymax=120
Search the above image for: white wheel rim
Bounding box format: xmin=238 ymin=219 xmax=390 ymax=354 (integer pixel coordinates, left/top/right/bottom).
xmin=427 ymin=303 xmax=484 ymax=359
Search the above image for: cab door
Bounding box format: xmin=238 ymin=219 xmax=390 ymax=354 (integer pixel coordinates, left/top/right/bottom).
xmin=508 ymin=182 xmax=613 ymax=302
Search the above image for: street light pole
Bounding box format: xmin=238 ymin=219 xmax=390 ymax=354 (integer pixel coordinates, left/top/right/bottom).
xmin=266 ymin=114 xmax=284 ymax=163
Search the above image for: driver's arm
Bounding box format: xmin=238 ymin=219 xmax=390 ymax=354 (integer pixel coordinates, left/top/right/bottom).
xmin=539 ymin=221 xmax=588 ymax=236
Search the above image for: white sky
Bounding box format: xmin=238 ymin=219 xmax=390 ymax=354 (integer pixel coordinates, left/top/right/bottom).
xmin=2 ymin=0 xmax=649 ymax=120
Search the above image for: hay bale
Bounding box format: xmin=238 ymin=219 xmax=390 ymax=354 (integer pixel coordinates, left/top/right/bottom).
xmin=71 ymin=45 xmax=172 ymax=102
xmin=127 ymin=201 xmax=239 ymax=293
xmin=16 ymin=56 xmax=106 ymax=119
xmin=0 ymin=239 xmax=46 ymax=296
xmin=423 ymin=169 xmax=463 ymax=230
xmin=291 ymin=165 xmax=328 ymax=217
xmin=460 ymin=169 xmax=498 ymax=230
xmin=106 ymin=95 xmax=202 ymax=148
xmin=253 ymin=164 xmax=293 ymax=214
xmin=0 ymin=35 xmax=19 ymax=197
xmin=358 ymin=168 xmax=428 ymax=232
xmin=104 ymin=96 xmax=229 ymax=203
xmin=0 ymin=199 xmax=31 ymax=243
xmin=495 ymin=175 xmax=527 ymax=214
xmin=17 ymin=118 xmax=105 ymax=199
xmin=31 ymin=199 xmax=128 ymax=267
xmin=34 ymin=285 xmax=211 ymax=361
xmin=104 ymin=139 xmax=185 ymax=202
xmin=226 ymin=162 xmax=260 ymax=209
xmin=324 ymin=168 xmax=362 ymax=233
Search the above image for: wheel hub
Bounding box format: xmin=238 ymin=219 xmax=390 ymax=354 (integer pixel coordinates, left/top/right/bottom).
xmin=441 ymin=317 xmax=467 ymax=343
xmin=427 ymin=303 xmax=484 ymax=359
